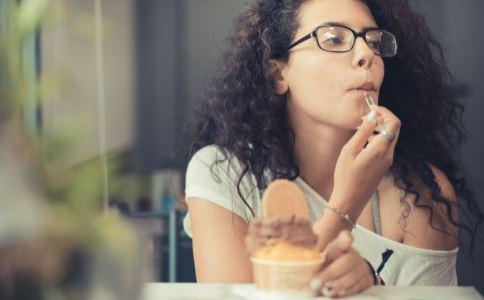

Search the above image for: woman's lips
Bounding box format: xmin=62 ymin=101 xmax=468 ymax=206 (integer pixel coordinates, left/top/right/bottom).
xmin=348 ymin=81 xmax=377 ymax=93
xmin=349 ymin=88 xmax=376 ymax=95
xmin=355 ymin=88 xmax=376 ymax=93
xmin=357 ymin=82 xmax=376 ymax=91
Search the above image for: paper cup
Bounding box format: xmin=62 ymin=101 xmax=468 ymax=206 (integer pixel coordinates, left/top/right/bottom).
xmin=251 ymin=256 xmax=324 ymax=298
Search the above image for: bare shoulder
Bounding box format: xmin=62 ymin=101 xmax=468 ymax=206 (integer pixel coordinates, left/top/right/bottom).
xmin=401 ymin=164 xmax=459 ymax=250
xmin=428 ymin=164 xmax=457 ymax=202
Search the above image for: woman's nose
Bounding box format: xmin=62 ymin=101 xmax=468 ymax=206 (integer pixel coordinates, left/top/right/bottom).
xmin=352 ymin=37 xmax=374 ymax=69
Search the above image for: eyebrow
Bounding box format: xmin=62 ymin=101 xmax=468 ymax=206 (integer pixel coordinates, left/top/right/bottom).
xmin=321 ymin=21 xmax=379 ymax=31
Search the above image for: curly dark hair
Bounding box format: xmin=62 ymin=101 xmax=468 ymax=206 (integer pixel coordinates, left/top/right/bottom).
xmin=185 ymin=0 xmax=484 ymax=252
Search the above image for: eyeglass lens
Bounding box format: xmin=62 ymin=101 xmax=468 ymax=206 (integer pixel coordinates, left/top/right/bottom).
xmin=315 ymin=26 xmax=397 ymax=57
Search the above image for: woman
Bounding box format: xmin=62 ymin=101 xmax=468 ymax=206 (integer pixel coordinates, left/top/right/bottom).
xmin=183 ymin=0 xmax=483 ymax=297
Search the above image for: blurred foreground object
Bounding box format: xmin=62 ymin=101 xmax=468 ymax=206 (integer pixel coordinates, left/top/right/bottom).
xmin=0 ymin=0 xmax=147 ymax=299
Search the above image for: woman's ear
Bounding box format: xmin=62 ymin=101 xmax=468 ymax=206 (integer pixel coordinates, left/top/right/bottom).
xmin=268 ymin=59 xmax=289 ymax=95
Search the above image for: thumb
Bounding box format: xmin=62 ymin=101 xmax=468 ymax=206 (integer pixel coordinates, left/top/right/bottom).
xmin=323 ymin=231 xmax=353 ymax=265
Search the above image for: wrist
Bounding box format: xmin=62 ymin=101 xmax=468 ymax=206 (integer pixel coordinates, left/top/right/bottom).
xmin=364 ymin=259 xmax=385 ymax=286
xmin=328 ymin=194 xmax=362 ymax=221
xmin=313 ymin=208 xmax=353 ymax=238
xmin=322 ymin=203 xmax=356 ymax=229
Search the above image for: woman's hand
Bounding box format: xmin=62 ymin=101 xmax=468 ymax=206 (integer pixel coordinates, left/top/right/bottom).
xmin=331 ymin=106 xmax=401 ymax=219
xmin=311 ymin=231 xmax=374 ymax=298
xmin=245 ymin=215 xmax=318 ymax=255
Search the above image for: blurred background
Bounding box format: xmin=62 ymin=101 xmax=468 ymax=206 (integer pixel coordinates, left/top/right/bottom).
xmin=1 ymin=0 xmax=483 ymax=298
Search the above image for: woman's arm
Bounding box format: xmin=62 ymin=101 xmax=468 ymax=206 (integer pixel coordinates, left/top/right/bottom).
xmin=188 ymin=197 xmax=253 ymax=283
xmin=314 ymin=106 xmax=401 ymax=250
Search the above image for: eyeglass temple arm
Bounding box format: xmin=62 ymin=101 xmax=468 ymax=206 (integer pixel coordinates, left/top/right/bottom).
xmin=286 ymin=32 xmax=314 ymax=51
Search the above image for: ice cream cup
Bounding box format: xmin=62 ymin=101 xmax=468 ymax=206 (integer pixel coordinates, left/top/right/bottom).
xmin=251 ymin=256 xmax=324 ymax=298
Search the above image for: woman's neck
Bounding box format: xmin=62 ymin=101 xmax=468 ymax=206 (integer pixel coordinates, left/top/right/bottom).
xmin=292 ymin=121 xmax=354 ymax=200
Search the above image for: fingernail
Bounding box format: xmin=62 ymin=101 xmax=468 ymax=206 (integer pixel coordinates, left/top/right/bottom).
xmin=366 ymin=110 xmax=377 ymax=122
xmin=310 ymin=278 xmax=322 ymax=290
xmin=322 ymin=283 xmax=334 ymax=297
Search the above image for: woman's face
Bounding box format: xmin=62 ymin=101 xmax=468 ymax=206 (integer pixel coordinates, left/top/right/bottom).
xmin=280 ymin=0 xmax=385 ymax=131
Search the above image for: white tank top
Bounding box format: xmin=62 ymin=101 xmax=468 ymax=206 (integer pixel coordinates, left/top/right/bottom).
xmin=183 ymin=145 xmax=458 ymax=286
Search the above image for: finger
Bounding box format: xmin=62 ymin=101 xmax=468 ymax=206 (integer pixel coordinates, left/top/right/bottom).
xmin=373 ymin=106 xmax=401 ymax=133
xmin=245 ymin=235 xmax=265 ymax=254
xmin=344 ymin=274 xmax=373 ymax=297
xmin=372 ymin=106 xmax=401 ymax=149
xmin=317 ymin=250 xmax=357 ymax=284
xmin=258 ymin=225 xmax=278 ymax=238
xmin=263 ymin=217 xmax=303 ymax=240
xmin=331 ymin=276 xmax=370 ymax=298
xmin=360 ymin=130 xmax=391 ymax=160
xmin=256 ymin=215 xmax=295 ymax=237
xmin=363 ymin=133 xmax=378 ymax=149
xmin=360 ymin=131 xmax=399 ymax=167
xmin=359 ymin=129 xmax=396 ymax=163
xmin=248 ymin=218 xmax=263 ymax=228
xmin=323 ymin=268 xmax=363 ymax=298
xmin=323 ymin=231 xmax=353 ymax=264
xmin=293 ymin=215 xmax=312 ymax=225
xmin=367 ymin=103 xmax=398 ymax=127
xmin=266 ymin=214 xmax=297 ymax=229
xmin=248 ymin=218 xmax=265 ymax=232
xmin=388 ymin=126 xmax=400 ymax=153
xmin=374 ymin=129 xmax=399 ymax=156
xmin=324 ymin=257 xmax=371 ymax=294
xmin=346 ymin=112 xmax=379 ymax=154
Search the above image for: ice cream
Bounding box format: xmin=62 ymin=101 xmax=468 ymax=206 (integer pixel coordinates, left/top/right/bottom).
xmin=247 ymin=180 xmax=323 ymax=297
xmin=255 ymin=239 xmax=320 ymax=261
xmin=247 ymin=179 xmax=319 ymax=258
xmin=246 ymin=215 xmax=319 ymax=260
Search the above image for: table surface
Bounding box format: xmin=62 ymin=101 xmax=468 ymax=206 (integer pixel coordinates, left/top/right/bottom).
xmin=142 ymin=283 xmax=483 ymax=300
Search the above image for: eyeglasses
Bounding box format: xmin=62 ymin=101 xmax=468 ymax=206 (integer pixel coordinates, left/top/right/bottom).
xmin=287 ymin=24 xmax=398 ymax=58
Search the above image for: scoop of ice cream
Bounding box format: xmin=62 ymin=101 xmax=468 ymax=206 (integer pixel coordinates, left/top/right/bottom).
xmin=254 ymin=239 xmax=321 ymax=261
xmin=245 ymin=215 xmax=318 ymax=256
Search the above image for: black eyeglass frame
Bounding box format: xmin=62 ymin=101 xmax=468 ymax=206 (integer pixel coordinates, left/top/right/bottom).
xmin=287 ymin=24 xmax=398 ymax=57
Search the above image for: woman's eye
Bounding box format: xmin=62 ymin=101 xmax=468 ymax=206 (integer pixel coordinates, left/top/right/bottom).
xmin=323 ymin=36 xmax=343 ymax=45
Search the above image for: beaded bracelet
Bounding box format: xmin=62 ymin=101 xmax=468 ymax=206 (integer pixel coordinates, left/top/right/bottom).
xmin=323 ymin=204 xmax=356 ymax=228
xmin=364 ymin=259 xmax=385 ymax=285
